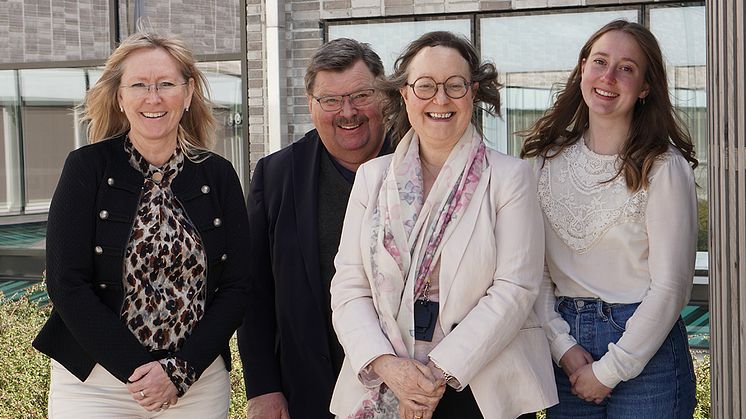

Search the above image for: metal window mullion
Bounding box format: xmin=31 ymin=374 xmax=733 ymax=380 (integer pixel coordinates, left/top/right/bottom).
xmin=9 ymin=69 xmax=25 ymax=214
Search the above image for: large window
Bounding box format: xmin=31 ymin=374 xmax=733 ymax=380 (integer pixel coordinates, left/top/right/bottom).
xmin=650 ymin=5 xmax=708 ymax=348
xmin=649 ymin=5 xmax=707 ymax=252
xmin=0 ymin=68 xmax=96 ymax=215
xmin=199 ymin=60 xmax=245 ymax=179
xmin=19 ymin=68 xmax=90 ymax=212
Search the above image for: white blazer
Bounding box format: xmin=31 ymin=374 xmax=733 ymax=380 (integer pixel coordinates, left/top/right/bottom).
xmin=330 ymin=148 xmax=558 ymax=418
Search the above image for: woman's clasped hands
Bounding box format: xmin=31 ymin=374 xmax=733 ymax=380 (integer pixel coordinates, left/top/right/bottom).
xmin=126 ymin=361 xmax=179 ymax=412
xmin=559 ymin=345 xmax=611 ymax=404
xmin=371 ymin=355 xmax=446 ymax=419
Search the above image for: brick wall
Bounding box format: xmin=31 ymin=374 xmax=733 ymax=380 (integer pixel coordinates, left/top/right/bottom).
xmin=0 ymin=0 xmax=110 ymax=63
xmin=0 ymin=0 xmax=239 ymax=65
xmin=117 ymin=0 xmax=242 ymax=56
xmin=247 ymin=0 xmax=267 ymax=171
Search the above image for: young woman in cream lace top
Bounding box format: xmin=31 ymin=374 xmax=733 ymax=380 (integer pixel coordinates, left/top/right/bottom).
xmin=521 ymin=20 xmax=698 ymax=418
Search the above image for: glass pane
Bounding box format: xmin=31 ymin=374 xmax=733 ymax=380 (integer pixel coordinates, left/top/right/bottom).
xmin=0 ymin=70 xmax=22 ymax=214
xmin=198 ymin=61 xmax=244 ymax=181
xmin=329 ymin=20 xmax=472 ymax=73
xmin=651 ymin=6 xmax=710 ymax=345
xmin=0 ymin=109 xmax=5 ymax=204
xmin=650 ymin=6 xmax=707 ymax=252
xmin=480 ymin=10 xmax=638 ymax=152
xmin=19 ymin=69 xmax=88 ymax=212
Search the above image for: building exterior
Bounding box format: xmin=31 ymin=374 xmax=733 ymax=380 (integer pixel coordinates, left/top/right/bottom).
xmin=6 ymin=0 xmax=745 ymax=414
xmin=0 ymin=0 xmax=709 ymax=337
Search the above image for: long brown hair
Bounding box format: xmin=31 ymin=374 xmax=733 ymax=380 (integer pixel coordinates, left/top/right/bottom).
xmin=520 ymin=20 xmax=697 ymax=191
xmin=79 ymin=32 xmax=215 ymax=158
xmin=378 ymin=31 xmax=502 ymax=143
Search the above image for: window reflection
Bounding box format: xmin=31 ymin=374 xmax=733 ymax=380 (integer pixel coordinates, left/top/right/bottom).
xmin=0 ymin=70 xmax=22 ymax=214
xmin=19 ymin=69 xmax=88 ymax=212
xmin=0 ymin=63 xmax=245 ymax=215
xmin=329 ymin=20 xmax=472 ymax=73
xmin=650 ymin=6 xmax=707 ymax=252
xmin=480 ymin=10 xmax=638 ymax=152
xmin=197 ymin=61 xmax=244 ymax=178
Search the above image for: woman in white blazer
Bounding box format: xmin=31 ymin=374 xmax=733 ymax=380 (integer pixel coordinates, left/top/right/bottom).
xmin=330 ymin=31 xmax=558 ymax=419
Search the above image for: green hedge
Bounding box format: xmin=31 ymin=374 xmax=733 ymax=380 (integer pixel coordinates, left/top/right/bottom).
xmin=0 ymin=285 xmax=710 ymax=418
xmin=0 ymin=285 xmax=50 ymax=416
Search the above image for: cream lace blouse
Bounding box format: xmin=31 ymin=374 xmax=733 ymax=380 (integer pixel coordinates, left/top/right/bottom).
xmin=534 ymin=138 xmax=698 ymax=389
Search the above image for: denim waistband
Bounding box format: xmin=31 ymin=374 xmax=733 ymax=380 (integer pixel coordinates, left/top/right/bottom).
xmin=556 ymin=296 xmax=641 ymax=314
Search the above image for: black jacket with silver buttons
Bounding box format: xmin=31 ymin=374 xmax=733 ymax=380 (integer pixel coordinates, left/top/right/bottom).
xmin=33 ymin=134 xmax=250 ymax=385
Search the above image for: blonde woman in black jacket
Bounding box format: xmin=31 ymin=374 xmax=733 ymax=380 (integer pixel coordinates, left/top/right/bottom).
xmin=33 ymin=32 xmax=249 ymax=418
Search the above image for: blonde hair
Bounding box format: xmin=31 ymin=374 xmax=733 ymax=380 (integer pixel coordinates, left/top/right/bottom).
xmin=79 ymin=32 xmax=215 ymax=158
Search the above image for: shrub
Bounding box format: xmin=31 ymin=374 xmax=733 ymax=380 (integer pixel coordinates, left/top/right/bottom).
xmin=694 ymin=355 xmax=711 ymax=419
xmin=697 ymin=198 xmax=708 ymax=251
xmin=228 ymin=338 xmax=248 ymax=417
xmin=0 ymin=285 xmax=51 ymax=418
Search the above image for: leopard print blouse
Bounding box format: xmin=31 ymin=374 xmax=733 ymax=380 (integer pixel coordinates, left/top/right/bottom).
xmin=121 ymin=138 xmax=207 ymax=396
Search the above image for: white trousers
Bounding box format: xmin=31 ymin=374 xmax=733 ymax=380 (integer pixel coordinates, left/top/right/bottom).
xmin=48 ymin=357 xmax=230 ymax=419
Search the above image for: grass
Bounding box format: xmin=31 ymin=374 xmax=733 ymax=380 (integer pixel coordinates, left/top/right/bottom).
xmin=0 ymin=285 xmax=51 ymax=417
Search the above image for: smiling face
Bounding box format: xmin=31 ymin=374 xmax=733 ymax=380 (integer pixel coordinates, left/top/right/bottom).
xmin=400 ymin=46 xmax=475 ymax=149
xmin=118 ymin=47 xmax=194 ymax=150
xmin=308 ymin=59 xmax=385 ymax=171
xmin=580 ymin=30 xmax=650 ymax=127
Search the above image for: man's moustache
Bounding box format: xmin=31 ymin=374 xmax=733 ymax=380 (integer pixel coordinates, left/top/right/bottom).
xmin=335 ymin=116 xmax=368 ymax=125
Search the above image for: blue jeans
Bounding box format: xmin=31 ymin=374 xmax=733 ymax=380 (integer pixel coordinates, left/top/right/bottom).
xmin=546 ymin=297 xmax=696 ymax=419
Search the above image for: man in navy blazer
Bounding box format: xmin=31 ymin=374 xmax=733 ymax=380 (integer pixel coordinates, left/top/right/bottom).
xmin=237 ymin=38 xmax=390 ymax=418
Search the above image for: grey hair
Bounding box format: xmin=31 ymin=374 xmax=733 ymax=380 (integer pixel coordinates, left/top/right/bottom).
xmin=304 ymin=38 xmax=385 ymax=94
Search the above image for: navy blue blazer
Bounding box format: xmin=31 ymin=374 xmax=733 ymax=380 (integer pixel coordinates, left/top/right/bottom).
xmin=237 ymin=129 xmax=339 ymax=418
xmin=33 ymin=135 xmax=250 ymax=384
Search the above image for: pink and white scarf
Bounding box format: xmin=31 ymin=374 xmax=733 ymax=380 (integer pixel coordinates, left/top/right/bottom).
xmin=350 ymin=124 xmax=487 ymax=418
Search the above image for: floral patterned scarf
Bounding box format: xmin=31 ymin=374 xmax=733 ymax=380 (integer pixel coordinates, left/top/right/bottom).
xmin=350 ymin=124 xmax=487 ymax=418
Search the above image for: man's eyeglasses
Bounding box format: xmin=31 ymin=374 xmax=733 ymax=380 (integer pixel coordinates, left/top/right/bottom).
xmin=120 ymin=81 xmax=188 ymax=98
xmin=407 ymin=76 xmax=472 ymax=100
xmin=313 ymin=89 xmax=376 ymax=112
